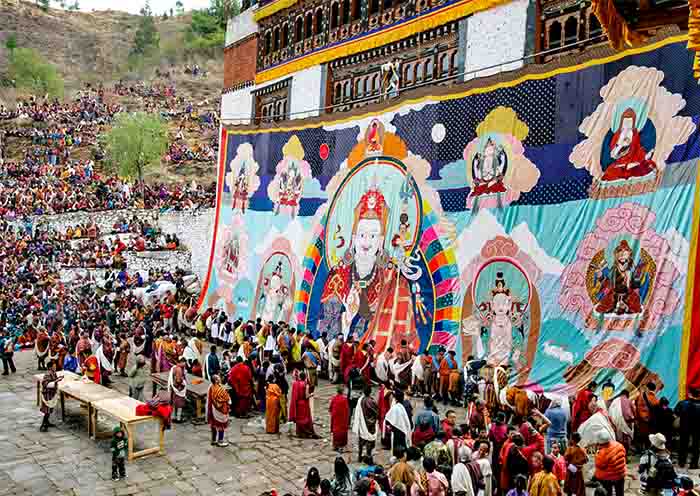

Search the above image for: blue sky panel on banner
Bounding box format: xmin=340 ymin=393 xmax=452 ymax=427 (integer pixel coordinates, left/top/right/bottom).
xmin=201 ymin=35 xmax=700 ymax=402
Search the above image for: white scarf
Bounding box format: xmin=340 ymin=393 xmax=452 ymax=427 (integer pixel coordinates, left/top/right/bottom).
xmin=34 ymin=339 xmax=49 ymax=358
xmin=391 ymin=357 xmax=413 ymax=378
xmin=40 ymin=379 xmax=60 ymax=409
xmin=95 ymin=344 xmax=114 ymax=373
xmin=206 ymin=385 xmax=229 ymax=423
xmin=384 ymin=401 xmax=412 ymax=447
xmin=609 ymin=397 xmax=633 ymax=438
xmin=451 ymin=462 xmax=475 ymax=494
xmin=375 ymin=353 xmax=390 ymax=383
xmin=577 ymin=411 xmax=616 ymax=448
xmin=203 ymin=353 xmax=213 ymax=381
xmin=129 ymin=337 xmax=145 ymax=356
xmin=168 ymin=366 xmax=188 ymax=397
xmin=183 ymin=338 xmax=201 ymax=364
xmin=352 ymin=397 xmax=377 ymax=442
xmin=411 ymin=356 xmax=424 ymax=380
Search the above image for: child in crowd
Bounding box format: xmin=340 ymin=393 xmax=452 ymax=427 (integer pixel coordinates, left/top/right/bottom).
xmin=111 ymin=426 xmax=128 ymax=481
xmin=507 ymin=474 xmax=529 ymax=496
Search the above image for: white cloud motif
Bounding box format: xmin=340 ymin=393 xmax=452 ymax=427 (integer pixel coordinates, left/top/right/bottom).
xmin=510 ymin=223 xmax=565 ymax=275
xmin=662 ymin=228 xmax=690 ymax=269
xmin=454 ymin=209 xmax=506 ymax=271
xmin=322 ymin=100 xmax=437 ymax=141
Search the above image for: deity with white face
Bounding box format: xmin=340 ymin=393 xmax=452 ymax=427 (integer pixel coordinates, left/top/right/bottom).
xmin=476 ymin=271 xmax=525 ymax=368
xmin=320 ymin=187 xmax=417 ymax=352
xmin=259 ymin=261 xmax=290 ymax=323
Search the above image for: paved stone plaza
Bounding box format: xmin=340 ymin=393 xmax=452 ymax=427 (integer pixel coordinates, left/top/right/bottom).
xmin=1 ymin=351 xmax=697 ymax=496
xmin=0 ymin=351 xmax=388 ymax=496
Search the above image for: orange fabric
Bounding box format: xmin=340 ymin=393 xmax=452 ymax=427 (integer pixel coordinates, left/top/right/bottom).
xmin=439 ymin=358 xmax=451 ymax=377
xmin=594 ymin=441 xmax=627 ymax=481
xmin=635 ymin=391 xmax=659 ymax=421
xmin=209 ymin=384 xmax=230 ymax=415
xmin=591 ymin=0 xmax=647 ymax=51
xmin=265 ymin=383 xmax=282 ymax=434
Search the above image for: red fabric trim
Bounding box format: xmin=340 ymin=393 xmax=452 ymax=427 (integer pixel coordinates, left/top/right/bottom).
xmin=687 ymin=235 xmax=700 ymax=390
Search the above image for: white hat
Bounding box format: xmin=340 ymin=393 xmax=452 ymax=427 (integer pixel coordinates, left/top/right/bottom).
xmin=649 ymin=433 xmax=666 ymax=450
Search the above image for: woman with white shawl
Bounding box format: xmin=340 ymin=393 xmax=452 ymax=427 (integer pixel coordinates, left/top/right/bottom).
xmin=577 ymin=401 xmax=616 ymax=449
xmin=375 ymin=349 xmax=393 ymax=383
xmin=183 ymin=337 xmax=203 ymax=373
xmin=383 ymin=390 xmax=412 ymax=456
xmin=95 ymin=342 xmax=114 ymax=381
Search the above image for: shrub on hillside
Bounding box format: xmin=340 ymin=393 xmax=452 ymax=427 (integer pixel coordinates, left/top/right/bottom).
xmin=7 ymin=47 xmax=64 ymax=98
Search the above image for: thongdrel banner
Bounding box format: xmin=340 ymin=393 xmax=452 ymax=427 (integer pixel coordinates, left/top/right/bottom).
xmin=202 ymin=35 xmax=700 ymax=402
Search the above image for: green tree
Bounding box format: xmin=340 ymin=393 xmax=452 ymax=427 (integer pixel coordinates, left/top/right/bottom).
xmin=101 ymin=112 xmax=168 ymax=206
xmin=5 ymin=34 xmax=17 ymax=53
xmin=68 ymin=0 xmax=80 ymax=10
xmin=7 ymin=47 xmax=64 ymax=97
xmin=132 ymin=1 xmax=160 ymax=55
xmin=175 ymin=0 xmax=184 ymax=15
xmin=209 ymin=0 xmax=239 ymax=28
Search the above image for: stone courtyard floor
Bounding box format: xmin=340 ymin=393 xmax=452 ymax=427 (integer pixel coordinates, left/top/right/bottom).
xmin=0 ymin=350 xmax=697 ymax=496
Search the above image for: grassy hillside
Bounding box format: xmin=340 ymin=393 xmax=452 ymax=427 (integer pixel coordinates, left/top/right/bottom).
xmin=0 ymin=0 xmax=224 ymax=184
xmin=0 ymin=0 xmax=223 ymax=96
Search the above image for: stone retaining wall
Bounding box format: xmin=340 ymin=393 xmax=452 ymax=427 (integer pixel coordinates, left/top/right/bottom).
xmin=31 ymin=207 xmax=215 ymax=281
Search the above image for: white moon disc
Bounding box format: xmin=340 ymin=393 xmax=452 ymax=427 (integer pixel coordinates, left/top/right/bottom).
xmin=431 ymin=123 xmax=446 ymax=143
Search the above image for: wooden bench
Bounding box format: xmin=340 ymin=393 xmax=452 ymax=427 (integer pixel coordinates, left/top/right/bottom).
xmin=91 ymin=397 xmax=165 ymax=461
xmin=33 ymin=370 xmax=80 ymax=407
xmin=58 ymin=379 xmax=124 ymax=437
xmin=150 ymin=371 xmax=210 ymax=419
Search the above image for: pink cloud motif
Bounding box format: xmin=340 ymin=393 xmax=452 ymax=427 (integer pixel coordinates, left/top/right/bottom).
xmin=558 ymin=202 xmax=681 ymax=331
xmin=461 ymin=235 xmax=543 ymax=289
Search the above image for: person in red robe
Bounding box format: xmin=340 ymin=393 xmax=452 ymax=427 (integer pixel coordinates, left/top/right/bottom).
xmin=82 ymin=354 xmax=101 ymax=384
xmin=227 ymin=357 xmax=255 ymax=418
xmin=601 ymin=108 xmax=656 ymax=182
xmin=571 ymin=381 xmax=597 ymax=432
xmin=329 ymin=385 xmax=350 ymax=451
xmin=520 ymin=421 xmax=546 ymax=474
xmin=351 ymin=344 xmax=372 ymax=386
xmin=289 ymin=371 xmax=319 ymax=438
xmin=340 ymin=338 xmax=355 ymax=384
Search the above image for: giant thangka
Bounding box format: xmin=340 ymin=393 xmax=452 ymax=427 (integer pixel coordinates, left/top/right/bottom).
xmin=201 ymin=34 xmax=700 ymax=402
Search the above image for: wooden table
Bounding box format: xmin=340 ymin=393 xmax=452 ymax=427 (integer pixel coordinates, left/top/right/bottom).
xmin=58 ymin=379 xmax=123 ymax=437
xmin=91 ymin=397 xmax=165 ymax=461
xmin=33 ymin=370 xmax=80 ymax=407
xmin=150 ymin=371 xmax=210 ymax=418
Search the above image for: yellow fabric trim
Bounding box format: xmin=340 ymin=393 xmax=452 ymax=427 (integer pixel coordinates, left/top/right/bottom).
xmin=590 ymin=0 xmax=647 ymax=51
xmin=226 ymin=33 xmax=688 ymax=135
xmin=679 ymin=161 xmax=700 ymax=401
xmin=253 ymin=0 xmax=299 ymax=22
xmin=689 ymin=0 xmax=700 ymax=78
xmin=255 ymin=0 xmax=511 ymax=84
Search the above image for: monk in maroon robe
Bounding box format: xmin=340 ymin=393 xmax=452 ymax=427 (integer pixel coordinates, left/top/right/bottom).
xmin=571 ymin=381 xmax=597 ymax=432
xmin=329 ymin=386 xmax=350 ymax=450
xmin=228 ymin=357 xmax=255 ymax=417
xmin=289 ymin=371 xmax=318 ymax=438
xmin=340 ymin=339 xmax=355 ymax=384
xmin=351 ymin=344 xmax=372 ymax=385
